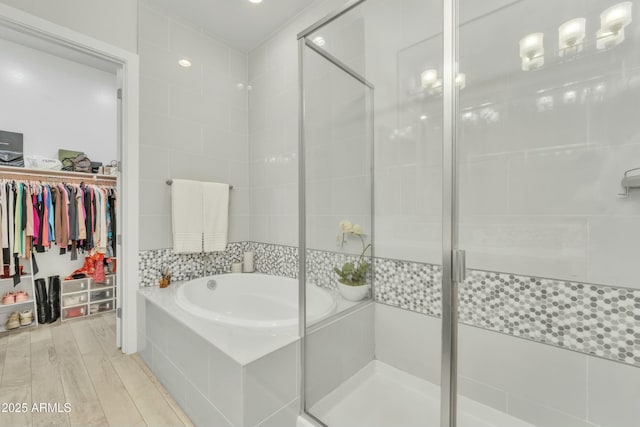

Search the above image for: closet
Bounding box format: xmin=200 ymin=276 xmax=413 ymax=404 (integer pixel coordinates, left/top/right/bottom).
xmin=0 ymin=25 xmax=121 ymax=333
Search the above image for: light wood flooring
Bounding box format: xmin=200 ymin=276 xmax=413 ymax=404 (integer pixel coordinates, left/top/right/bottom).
xmin=0 ymin=312 xmax=193 ymax=427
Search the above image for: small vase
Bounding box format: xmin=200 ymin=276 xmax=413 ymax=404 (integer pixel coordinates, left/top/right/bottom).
xmin=337 ymin=282 xmax=370 ymax=302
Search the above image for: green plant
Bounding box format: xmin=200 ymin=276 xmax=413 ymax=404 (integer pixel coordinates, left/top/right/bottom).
xmin=333 ymin=220 xmax=372 ymax=287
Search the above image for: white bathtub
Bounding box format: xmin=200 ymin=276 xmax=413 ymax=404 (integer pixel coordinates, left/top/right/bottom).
xmin=175 ymin=273 xmax=336 ymax=328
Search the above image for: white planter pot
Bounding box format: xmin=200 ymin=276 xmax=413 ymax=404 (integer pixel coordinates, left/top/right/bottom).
xmin=337 ymin=282 xmax=370 ymax=302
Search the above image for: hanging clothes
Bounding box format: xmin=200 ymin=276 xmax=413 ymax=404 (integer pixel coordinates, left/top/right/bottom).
xmin=0 ymin=179 xmax=116 ymax=281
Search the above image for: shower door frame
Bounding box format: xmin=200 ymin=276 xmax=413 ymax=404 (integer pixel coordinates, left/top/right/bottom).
xmin=297 ymin=27 xmax=376 ymax=426
xmin=297 ymin=0 xmax=461 ymax=426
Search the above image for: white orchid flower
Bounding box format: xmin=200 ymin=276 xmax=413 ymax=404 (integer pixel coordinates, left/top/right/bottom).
xmin=339 ymin=220 xmax=353 ymax=233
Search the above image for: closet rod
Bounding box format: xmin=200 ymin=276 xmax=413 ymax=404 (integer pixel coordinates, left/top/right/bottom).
xmin=0 ymin=166 xmax=117 ymax=186
xmin=166 ymin=180 xmax=233 ymax=189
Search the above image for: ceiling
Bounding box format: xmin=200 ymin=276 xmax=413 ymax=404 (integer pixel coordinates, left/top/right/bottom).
xmin=163 ymin=0 xmax=319 ymax=52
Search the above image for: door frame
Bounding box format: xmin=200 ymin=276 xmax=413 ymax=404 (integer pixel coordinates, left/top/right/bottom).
xmin=0 ymin=3 xmax=140 ymax=354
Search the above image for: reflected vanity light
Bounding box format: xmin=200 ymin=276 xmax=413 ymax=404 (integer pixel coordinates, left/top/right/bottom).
xmin=536 ymin=95 xmax=554 ymax=112
xmin=312 ymin=36 xmax=326 ymax=47
xmin=421 ymin=68 xmax=439 ymax=89
xmin=563 ymin=90 xmax=577 ymax=104
xmin=420 ymin=115 xmax=428 ymax=121
xmin=597 ymin=2 xmax=632 ymax=49
xmin=421 ymin=69 xmax=463 ymax=91
xmin=520 ymin=33 xmax=544 ymax=71
xmin=178 ymin=58 xmax=192 ymax=68
xmin=559 ymin=18 xmax=586 ymax=55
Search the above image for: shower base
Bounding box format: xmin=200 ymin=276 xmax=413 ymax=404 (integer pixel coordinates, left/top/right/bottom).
xmin=310 ymin=361 xmax=534 ymax=427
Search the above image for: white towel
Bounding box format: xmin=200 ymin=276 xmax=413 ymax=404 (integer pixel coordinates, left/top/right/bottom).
xmin=171 ymin=179 xmax=203 ymax=253
xmin=202 ymin=182 xmax=229 ymax=252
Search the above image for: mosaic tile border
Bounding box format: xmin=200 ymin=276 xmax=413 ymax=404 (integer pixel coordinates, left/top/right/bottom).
xmin=138 ymin=242 xmax=640 ymax=367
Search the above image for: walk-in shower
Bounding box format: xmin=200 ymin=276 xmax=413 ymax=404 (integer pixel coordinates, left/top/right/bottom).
xmin=298 ymin=0 xmax=640 ymax=426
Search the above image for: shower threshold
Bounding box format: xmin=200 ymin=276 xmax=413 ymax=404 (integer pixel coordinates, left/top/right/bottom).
xmin=310 ymin=361 xmax=534 ymax=427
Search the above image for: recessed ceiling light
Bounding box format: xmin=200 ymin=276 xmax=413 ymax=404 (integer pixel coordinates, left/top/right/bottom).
xmin=312 ymin=36 xmax=325 ymax=47
xmin=419 ymin=115 xmax=428 ymax=121
xmin=178 ymin=58 xmax=192 ymax=68
xmin=249 ymin=0 xmax=263 ymax=3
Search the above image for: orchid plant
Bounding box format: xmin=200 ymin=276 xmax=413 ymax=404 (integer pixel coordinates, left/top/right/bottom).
xmin=333 ymin=220 xmax=372 ymax=287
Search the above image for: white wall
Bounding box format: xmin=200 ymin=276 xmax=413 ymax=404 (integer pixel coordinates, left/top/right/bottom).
xmin=375 ymin=303 xmax=640 ymax=427
xmin=137 ymin=0 xmax=250 ymax=250
xmin=248 ymin=0 xmax=347 ymax=246
xmin=250 ymin=0 xmax=640 ymax=291
xmin=0 ymin=38 xmax=118 ymax=164
xmin=0 ymin=0 xmax=138 ymax=53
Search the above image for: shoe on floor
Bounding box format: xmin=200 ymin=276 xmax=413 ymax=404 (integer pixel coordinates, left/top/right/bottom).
xmin=5 ymin=312 xmax=20 ymax=330
xmin=19 ymin=309 xmax=33 ymax=326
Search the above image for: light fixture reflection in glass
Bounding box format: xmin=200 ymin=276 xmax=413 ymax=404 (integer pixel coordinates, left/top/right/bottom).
xmin=563 ymin=90 xmax=577 ymax=104
xmin=597 ymin=2 xmax=632 ymax=49
xmin=559 ymin=18 xmax=586 ymax=55
xmin=455 ymin=73 xmax=466 ymax=89
xmin=312 ymin=36 xmax=326 ymax=47
xmin=520 ymin=33 xmax=544 ymax=71
xmin=461 ymin=111 xmax=477 ymax=123
xmin=249 ymin=0 xmax=263 ymax=3
xmin=420 ymin=115 xmax=428 ymax=121
xmin=536 ymin=95 xmax=554 ymax=112
xmin=178 ymin=58 xmax=192 ymax=68
xmin=421 ymin=68 xmax=439 ymax=89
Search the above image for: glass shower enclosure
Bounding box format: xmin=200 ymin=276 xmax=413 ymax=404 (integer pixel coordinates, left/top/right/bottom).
xmin=298 ymin=1 xmax=640 ymax=426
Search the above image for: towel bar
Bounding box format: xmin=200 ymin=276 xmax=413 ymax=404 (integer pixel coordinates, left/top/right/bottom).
xmin=166 ymin=179 xmax=233 ymax=190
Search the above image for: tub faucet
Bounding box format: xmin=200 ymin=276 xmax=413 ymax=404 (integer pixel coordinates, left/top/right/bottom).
xmin=203 ymin=254 xmax=216 ymax=277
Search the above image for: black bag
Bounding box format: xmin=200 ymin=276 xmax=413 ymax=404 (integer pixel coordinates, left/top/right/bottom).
xmin=0 ymin=130 xmax=24 ymax=167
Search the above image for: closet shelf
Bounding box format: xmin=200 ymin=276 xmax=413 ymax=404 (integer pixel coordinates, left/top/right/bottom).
xmin=0 ymin=165 xmax=117 ymax=186
xmin=0 ymin=299 xmax=35 ymax=309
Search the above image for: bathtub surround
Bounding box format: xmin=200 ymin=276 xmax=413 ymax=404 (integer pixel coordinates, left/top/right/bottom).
xmin=138 ymin=288 xmax=299 ymax=427
xmin=138 ymin=241 xmax=640 ymax=368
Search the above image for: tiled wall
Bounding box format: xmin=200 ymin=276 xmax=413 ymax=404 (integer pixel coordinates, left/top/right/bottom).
xmin=138 ymin=241 xmax=640 ymax=368
xmin=138 ymin=0 xmax=250 ymax=250
xmin=248 ymin=0 xmax=347 ymax=246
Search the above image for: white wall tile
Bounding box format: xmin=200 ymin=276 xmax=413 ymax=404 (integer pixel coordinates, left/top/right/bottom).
xmin=229 ymin=50 xmax=248 ymax=81
xmin=140 ymin=77 xmax=169 ymax=115
xmin=140 ymin=111 xmax=170 ymax=149
xmin=588 ymin=216 xmax=640 ymax=289
xmin=244 ymin=342 xmax=298 ymax=427
xmin=168 ymin=117 xmax=203 ymax=154
xmin=139 ymin=4 xmax=249 ymax=250
xmin=138 ymin=215 xmax=171 ymax=250
xmin=165 ymin=318 xmax=209 ymax=396
xmin=256 ymin=398 xmax=299 ymax=427
xmin=374 ymin=303 xmax=441 ymax=384
xmin=139 ymin=146 xmax=169 ymax=181
xmin=306 ymin=304 xmax=375 ymax=407
xmin=588 ymin=355 xmax=640 ymax=427
xmin=152 ymin=345 xmax=187 ymax=408
xmin=507 ymin=395 xmax=599 ymax=427
xmin=185 ymin=380 xmax=233 ymax=427
xmin=139 ymin=180 xmax=170 ymax=216
xmin=139 ymin=5 xmax=168 ymax=47
xmin=459 ymin=325 xmax=588 ymax=420
xmin=208 ymin=345 xmax=243 ymax=427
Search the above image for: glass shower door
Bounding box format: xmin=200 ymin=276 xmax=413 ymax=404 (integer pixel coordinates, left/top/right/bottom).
xmin=299 ymin=31 xmax=375 ymax=425
xmin=455 ymin=1 xmax=640 ymax=426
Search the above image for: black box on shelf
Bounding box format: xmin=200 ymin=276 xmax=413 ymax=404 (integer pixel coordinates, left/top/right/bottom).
xmin=0 ymin=130 xmax=24 ymax=167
